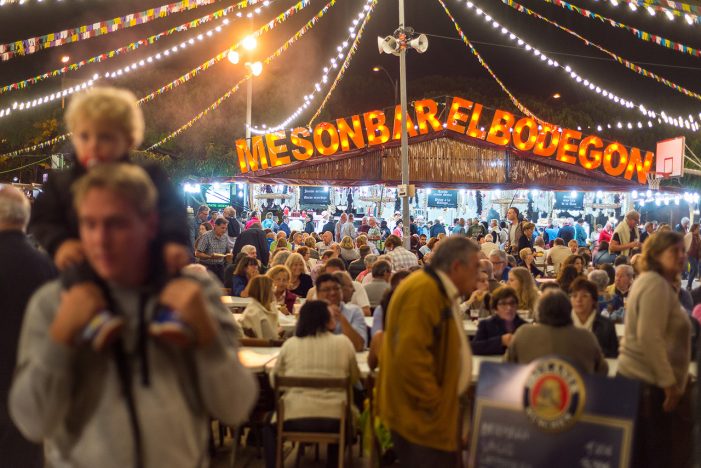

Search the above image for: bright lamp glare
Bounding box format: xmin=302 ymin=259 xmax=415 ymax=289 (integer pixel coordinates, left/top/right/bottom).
xmin=227 ymin=50 xmax=240 ymax=64
xmin=242 ymin=35 xmax=257 ymax=50
xmin=249 ymin=61 xmax=263 ymax=76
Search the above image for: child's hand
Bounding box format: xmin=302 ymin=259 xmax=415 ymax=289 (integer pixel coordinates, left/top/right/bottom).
xmin=163 ymin=242 xmax=190 ymax=276
xmin=50 ymin=283 xmax=107 ymax=346
xmin=55 ymin=239 xmax=85 ymax=270
xmin=159 ymin=278 xmax=217 ymax=347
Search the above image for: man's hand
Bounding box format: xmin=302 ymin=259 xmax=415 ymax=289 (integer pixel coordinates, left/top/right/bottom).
xmin=50 ymin=283 xmax=107 ymax=346
xmin=159 ymin=279 xmax=218 ymax=347
xmin=163 ymin=242 xmax=190 ymax=276
xmin=54 ymin=239 xmax=85 ymax=271
xmin=663 ymin=385 xmax=682 ymax=412
xmin=501 ymin=333 xmax=513 ymax=347
xmin=327 ymin=303 xmax=342 ymax=320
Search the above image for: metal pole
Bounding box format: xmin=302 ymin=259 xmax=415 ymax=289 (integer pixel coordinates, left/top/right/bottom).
xmin=398 ymin=0 xmax=411 ymax=248
xmin=246 ymin=69 xmax=254 ymax=213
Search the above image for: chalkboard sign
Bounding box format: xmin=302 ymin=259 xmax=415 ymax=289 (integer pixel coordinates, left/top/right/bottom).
xmin=428 ymin=190 xmax=458 ymax=208
xmin=555 ymin=192 xmax=584 ymax=211
xmin=300 ymin=186 xmax=330 ymax=207
xmin=471 ymin=359 xmax=638 ymax=468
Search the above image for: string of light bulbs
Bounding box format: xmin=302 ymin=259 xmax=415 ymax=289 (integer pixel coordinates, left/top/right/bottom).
xmin=136 ymin=0 xmax=311 ymax=105
xmin=0 ymin=0 xmax=267 ymax=95
xmin=0 ymin=0 xmax=326 ymax=156
xmin=248 ymin=0 xmax=376 ymax=134
xmin=0 ymin=0 xmax=222 ymax=61
xmin=602 ymin=0 xmax=701 ymax=25
xmin=303 ymin=0 xmax=377 ymax=127
xmin=0 ymin=0 xmax=300 ymax=119
xmin=437 ymin=0 xmax=544 ymax=123
xmin=534 ymin=0 xmax=701 ymax=57
xmin=496 ymin=0 xmax=701 ymax=102
xmin=0 ymin=17 xmax=232 ymax=119
xmin=459 ymin=0 xmax=700 ymax=132
xmin=146 ymin=0 xmax=337 ymax=150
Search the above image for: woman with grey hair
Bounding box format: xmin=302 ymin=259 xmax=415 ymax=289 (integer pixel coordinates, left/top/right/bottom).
xmin=587 ymin=269 xmax=612 ymax=312
xmin=504 ymin=289 xmax=608 ymax=375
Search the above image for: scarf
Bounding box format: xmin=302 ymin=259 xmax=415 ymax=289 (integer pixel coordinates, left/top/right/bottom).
xmin=611 ymin=221 xmax=639 ymax=256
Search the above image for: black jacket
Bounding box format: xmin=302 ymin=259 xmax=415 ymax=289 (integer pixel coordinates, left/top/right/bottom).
xmin=233 ymin=228 xmax=269 ymax=266
xmin=472 ymin=315 xmax=528 ymax=355
xmin=29 ymin=156 xmax=190 ymax=257
xmin=0 ymin=231 xmax=56 ymax=467
xmin=592 ymin=313 xmax=619 ymax=358
xmin=321 ymin=221 xmax=336 ymax=235
xmin=227 ymin=217 xmax=242 ymax=238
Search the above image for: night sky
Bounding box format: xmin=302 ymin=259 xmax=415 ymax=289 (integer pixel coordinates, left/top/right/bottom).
xmin=1 ymin=0 xmax=700 ymax=141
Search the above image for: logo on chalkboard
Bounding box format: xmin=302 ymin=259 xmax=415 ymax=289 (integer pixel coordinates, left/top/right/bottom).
xmin=523 ymin=358 xmax=586 ymax=432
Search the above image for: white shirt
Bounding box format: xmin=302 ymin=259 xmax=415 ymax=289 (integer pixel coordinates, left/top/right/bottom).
xmin=572 ymin=311 xmax=596 ymax=332
xmin=306 ymin=282 xmax=370 ymax=310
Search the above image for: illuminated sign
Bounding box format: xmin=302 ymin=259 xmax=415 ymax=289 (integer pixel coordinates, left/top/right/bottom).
xmin=235 ymin=96 xmax=654 ymax=184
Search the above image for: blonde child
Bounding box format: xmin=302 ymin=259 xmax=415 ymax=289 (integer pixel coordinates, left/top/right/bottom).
xmin=29 ymin=87 xmax=192 ymax=349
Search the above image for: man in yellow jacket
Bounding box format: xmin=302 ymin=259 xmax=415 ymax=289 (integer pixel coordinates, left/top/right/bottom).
xmin=377 ymin=237 xmax=479 ymax=465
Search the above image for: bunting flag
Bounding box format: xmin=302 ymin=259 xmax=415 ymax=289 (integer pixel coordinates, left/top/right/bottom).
xmin=536 ymin=0 xmax=701 ymax=57
xmin=0 ymin=0 xmax=264 ymax=94
xmin=138 ymin=0 xmax=312 ymax=104
xmin=498 ymin=0 xmax=701 ymax=102
xmin=0 ymin=0 xmax=335 ymax=157
xmin=438 ymin=0 xmax=544 ymax=123
xmin=622 ymin=0 xmax=701 ymax=20
xmin=307 ymin=0 xmax=377 ymax=126
xmin=147 ymin=0 xmax=336 ymax=150
xmin=0 ymin=0 xmax=225 ymax=61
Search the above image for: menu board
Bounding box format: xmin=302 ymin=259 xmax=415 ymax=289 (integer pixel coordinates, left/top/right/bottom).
xmin=428 ymin=190 xmax=458 ymax=208
xmin=554 ymin=192 xmax=584 ymax=211
xmin=300 ymin=186 xmax=330 ymax=207
xmin=471 ymin=359 xmax=638 ymax=468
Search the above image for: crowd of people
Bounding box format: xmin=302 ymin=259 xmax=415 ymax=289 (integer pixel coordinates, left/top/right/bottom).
xmin=0 ymin=85 xmax=698 ymax=468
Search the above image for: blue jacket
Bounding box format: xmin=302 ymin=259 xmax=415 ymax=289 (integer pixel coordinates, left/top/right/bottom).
xmin=472 ymin=315 xmax=528 ymax=355
xmin=558 ymin=225 xmax=575 ymax=244
xmin=575 ymin=224 xmax=588 ymax=246
xmin=430 ymin=223 xmax=446 ymax=238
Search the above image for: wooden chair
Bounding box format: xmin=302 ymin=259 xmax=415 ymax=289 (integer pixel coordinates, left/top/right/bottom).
xmin=274 ymin=376 xmax=352 ymax=468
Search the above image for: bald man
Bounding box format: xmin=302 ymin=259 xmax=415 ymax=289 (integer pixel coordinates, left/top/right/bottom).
xmin=0 ymin=185 xmax=56 ymax=467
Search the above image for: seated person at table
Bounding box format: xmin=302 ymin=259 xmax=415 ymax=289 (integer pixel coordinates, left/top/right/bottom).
xmin=570 ymin=278 xmax=619 ymax=358
xmin=315 ymin=274 xmax=367 ymax=351
xmin=507 ymin=267 xmax=540 ymax=320
xmin=462 ymin=267 xmax=492 ymax=318
xmin=266 ymin=265 xmax=297 ymax=315
xmin=563 ymin=254 xmax=585 ymax=275
xmin=472 ymin=286 xmax=529 ymax=355
xmin=368 ymin=270 xmax=412 ymax=370
xmin=520 ymin=247 xmax=544 ymax=278
xmin=505 ymin=289 xmax=608 ymax=375
xmin=587 ymin=269 xmax=613 ymax=312
xmin=307 ymin=259 xmax=372 ymax=316
xmin=240 ymin=276 xmax=279 ymax=340
xmin=286 ymin=253 xmax=313 ymax=298
xmin=10 ymin=164 xmax=256 ymax=468
xmin=370 ymin=270 xmax=411 ymax=337
xmin=606 ymin=264 xmax=634 ymax=322
xmin=231 ymin=256 xmax=260 ymax=297
xmin=557 ymin=264 xmax=582 ymax=293
xmin=363 ymin=260 xmax=392 ymax=309
xmin=265 ymin=300 xmax=360 ymax=468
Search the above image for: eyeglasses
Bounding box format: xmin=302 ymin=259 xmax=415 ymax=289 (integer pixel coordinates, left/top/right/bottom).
xmin=497 ymin=300 xmax=518 ymax=307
